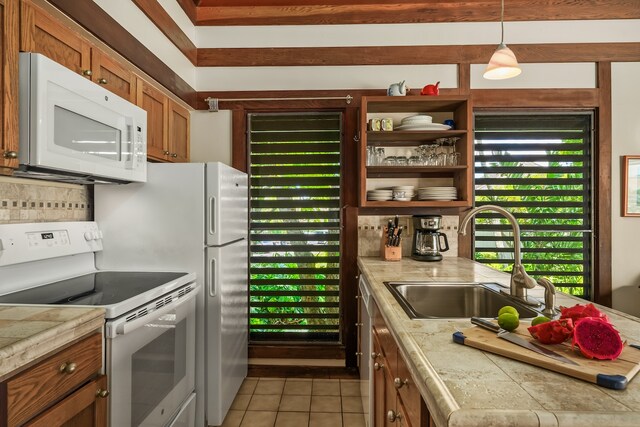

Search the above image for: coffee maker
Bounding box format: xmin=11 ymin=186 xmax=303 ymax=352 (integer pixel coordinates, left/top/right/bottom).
xmin=410 ymin=215 xmax=449 ymax=261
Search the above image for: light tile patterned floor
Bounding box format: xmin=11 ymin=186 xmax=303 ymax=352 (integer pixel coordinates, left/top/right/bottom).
xmin=220 ymin=378 xmax=367 ymax=427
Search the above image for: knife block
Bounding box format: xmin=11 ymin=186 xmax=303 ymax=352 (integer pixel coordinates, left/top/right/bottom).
xmin=381 ymin=227 xmax=402 ymax=261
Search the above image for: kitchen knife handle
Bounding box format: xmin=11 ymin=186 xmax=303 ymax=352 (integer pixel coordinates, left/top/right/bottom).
xmin=471 ymin=317 xmax=500 ymax=333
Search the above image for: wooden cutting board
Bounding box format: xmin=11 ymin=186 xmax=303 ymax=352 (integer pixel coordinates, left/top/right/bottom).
xmin=453 ymin=325 xmax=640 ymax=390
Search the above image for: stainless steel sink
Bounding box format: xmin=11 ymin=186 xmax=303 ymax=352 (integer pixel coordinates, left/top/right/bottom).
xmin=385 ymin=281 xmax=542 ymax=319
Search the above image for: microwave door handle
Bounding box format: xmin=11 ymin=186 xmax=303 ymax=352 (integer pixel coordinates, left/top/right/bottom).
xmin=107 ymin=287 xmax=198 ymax=338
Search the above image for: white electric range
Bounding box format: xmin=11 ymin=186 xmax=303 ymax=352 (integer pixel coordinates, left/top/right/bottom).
xmin=0 ymin=221 xmax=197 ymax=427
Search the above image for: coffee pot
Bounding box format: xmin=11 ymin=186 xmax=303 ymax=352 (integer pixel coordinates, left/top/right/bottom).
xmin=411 ymin=215 xmax=449 ymax=262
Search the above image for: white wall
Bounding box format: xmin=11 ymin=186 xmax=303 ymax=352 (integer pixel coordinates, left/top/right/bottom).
xmin=189 ymin=111 xmax=233 ymax=164
xmin=611 ymin=63 xmax=640 ymax=317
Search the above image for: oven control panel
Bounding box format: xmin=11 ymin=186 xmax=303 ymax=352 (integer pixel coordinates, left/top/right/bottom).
xmin=0 ymin=221 xmax=103 ymax=267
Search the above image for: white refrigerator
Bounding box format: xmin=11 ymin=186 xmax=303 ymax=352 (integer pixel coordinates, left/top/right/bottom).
xmin=94 ymin=162 xmax=248 ymax=427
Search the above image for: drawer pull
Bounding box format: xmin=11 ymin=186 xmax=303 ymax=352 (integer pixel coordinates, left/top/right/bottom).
xmin=387 ymin=410 xmax=403 ymax=422
xmin=82 ymin=69 xmax=93 ymax=76
xmin=96 ymin=389 xmax=110 ymax=398
xmin=3 ymin=151 xmax=18 ymax=159
xmin=355 ymin=322 xmax=363 ymax=327
xmin=394 ymin=377 xmax=409 ymax=389
xmin=371 ymin=352 xmax=381 ymax=360
xmin=98 ymin=78 xmax=108 ymax=84
xmin=171 ymin=153 xmax=178 ymax=158
xmin=374 ymin=362 xmax=384 ymax=371
xmin=59 ymin=362 xmax=77 ymax=374
xmin=355 ymin=352 xmax=363 ymax=356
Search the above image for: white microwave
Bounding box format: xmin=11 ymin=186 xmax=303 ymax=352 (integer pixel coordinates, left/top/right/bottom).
xmin=18 ymin=53 xmax=147 ymax=183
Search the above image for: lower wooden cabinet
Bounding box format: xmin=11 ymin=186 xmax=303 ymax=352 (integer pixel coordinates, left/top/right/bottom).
xmin=25 ymin=375 xmax=108 ymax=427
xmin=371 ymin=300 xmax=432 ymax=427
xmin=0 ymin=332 xmax=107 ymax=427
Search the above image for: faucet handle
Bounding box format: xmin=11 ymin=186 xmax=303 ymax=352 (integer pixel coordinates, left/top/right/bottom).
xmin=536 ymin=277 xmax=557 ymax=318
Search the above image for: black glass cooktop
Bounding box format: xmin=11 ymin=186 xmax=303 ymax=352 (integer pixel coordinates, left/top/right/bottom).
xmin=0 ymin=271 xmax=187 ymax=306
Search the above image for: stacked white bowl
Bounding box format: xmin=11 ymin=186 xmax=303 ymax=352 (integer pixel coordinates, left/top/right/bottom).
xmin=392 ymin=185 xmax=415 ymax=201
xmin=417 ymin=186 xmax=457 ymax=200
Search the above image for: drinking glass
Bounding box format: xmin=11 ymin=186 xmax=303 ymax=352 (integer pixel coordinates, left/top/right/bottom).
xmin=375 ymin=147 xmax=385 ymax=166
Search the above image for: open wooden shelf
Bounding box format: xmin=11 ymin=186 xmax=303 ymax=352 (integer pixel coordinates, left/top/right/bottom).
xmin=359 ymin=96 xmax=473 ymax=208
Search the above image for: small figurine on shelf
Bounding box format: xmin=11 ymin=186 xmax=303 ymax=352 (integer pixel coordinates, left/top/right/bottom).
xmin=387 ymin=80 xmax=409 ymax=96
xmin=420 ymin=81 xmax=440 ymax=96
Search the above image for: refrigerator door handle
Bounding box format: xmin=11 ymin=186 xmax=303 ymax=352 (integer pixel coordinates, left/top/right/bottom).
xmin=209 ymin=196 xmax=216 ymax=236
xmin=209 ymin=256 xmax=217 ymax=297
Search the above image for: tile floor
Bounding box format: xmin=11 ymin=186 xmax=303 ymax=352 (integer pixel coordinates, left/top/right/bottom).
xmin=220 ymin=377 xmax=367 ymax=427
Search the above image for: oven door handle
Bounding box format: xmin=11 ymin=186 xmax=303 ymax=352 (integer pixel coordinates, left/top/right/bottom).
xmin=108 ymin=287 xmax=198 ymax=338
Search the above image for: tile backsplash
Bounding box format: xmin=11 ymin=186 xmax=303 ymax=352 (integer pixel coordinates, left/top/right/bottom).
xmin=0 ymin=176 xmax=91 ymax=224
xmin=358 ymin=215 xmax=459 ymax=258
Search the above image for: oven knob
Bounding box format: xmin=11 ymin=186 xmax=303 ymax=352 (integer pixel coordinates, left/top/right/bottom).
xmin=84 ymin=232 xmax=93 ymax=241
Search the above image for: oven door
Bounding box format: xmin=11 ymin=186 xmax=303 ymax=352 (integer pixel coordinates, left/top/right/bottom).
xmin=105 ymin=287 xmax=197 ymax=427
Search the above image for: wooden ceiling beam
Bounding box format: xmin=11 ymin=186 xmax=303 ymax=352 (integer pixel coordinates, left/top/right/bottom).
xmin=192 ymin=1 xmax=640 ymax=26
xmin=197 ymin=42 xmax=640 ymax=67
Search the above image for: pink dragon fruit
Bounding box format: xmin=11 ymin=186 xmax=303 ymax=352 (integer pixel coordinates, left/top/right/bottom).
xmin=572 ymin=317 xmax=624 ymax=360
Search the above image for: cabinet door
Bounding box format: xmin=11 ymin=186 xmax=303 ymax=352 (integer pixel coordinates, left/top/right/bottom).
xmin=372 ymin=332 xmax=386 ymax=427
xmin=1 ymin=0 xmax=19 ymax=173
xmin=136 ymin=77 xmax=168 ymax=161
xmin=91 ymin=49 xmax=136 ymax=103
xmin=168 ymin=99 xmax=190 ymax=163
xmin=24 ymin=375 xmax=108 ymax=427
xmin=21 ymin=2 xmax=91 ymax=77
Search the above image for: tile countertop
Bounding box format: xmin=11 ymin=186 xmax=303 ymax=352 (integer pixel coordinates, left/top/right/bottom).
xmin=0 ymin=305 xmax=105 ymax=381
xmin=358 ymin=256 xmax=640 ymax=427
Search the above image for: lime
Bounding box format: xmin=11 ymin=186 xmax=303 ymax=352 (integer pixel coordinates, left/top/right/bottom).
xmin=498 ymin=313 xmax=520 ymax=332
xmin=531 ymin=316 xmax=551 ymax=326
xmin=498 ymin=305 xmax=520 ymax=318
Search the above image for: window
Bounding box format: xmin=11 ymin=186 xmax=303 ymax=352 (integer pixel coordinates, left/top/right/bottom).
xmin=474 ymin=113 xmax=593 ymax=298
xmin=248 ymin=112 xmax=342 ymax=342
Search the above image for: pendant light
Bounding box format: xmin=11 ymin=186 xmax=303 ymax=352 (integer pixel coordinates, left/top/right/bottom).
xmin=483 ymin=0 xmax=521 ymax=80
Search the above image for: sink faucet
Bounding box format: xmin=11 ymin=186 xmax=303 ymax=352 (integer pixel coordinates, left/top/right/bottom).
xmin=459 ymin=205 xmax=542 ymax=307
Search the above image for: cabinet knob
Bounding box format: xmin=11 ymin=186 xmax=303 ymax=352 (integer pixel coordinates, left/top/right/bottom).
xmin=82 ymin=69 xmax=93 ymax=76
xmin=355 ymin=295 xmax=360 ymax=300
xmin=98 ymin=78 xmax=108 ymax=84
xmin=355 ymin=322 xmax=363 ymax=327
xmin=59 ymin=362 xmax=77 ymax=374
xmin=374 ymin=362 xmax=384 ymax=371
xmin=3 ymin=151 xmax=18 ymax=159
xmin=371 ymin=352 xmax=381 ymax=360
xmin=163 ymin=151 xmax=170 ymax=155
xmin=394 ymin=377 xmax=408 ymax=389
xmin=171 ymin=153 xmax=178 ymax=158
xmin=355 ymin=352 xmax=363 ymax=356
xmin=96 ymin=389 xmax=110 ymax=398
xmin=387 ymin=410 xmax=402 ymax=422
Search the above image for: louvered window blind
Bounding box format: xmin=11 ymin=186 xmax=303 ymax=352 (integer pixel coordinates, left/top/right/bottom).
xmin=248 ymin=112 xmax=342 ymax=342
xmin=474 ymin=114 xmax=593 ymax=298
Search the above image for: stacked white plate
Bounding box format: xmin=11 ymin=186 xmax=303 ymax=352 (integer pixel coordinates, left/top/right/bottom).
xmin=418 ymin=186 xmax=457 ymax=201
xmin=396 ymin=114 xmax=451 ymax=131
xmin=392 ymin=185 xmax=415 ymax=201
xmin=367 ymin=189 xmax=393 ymax=201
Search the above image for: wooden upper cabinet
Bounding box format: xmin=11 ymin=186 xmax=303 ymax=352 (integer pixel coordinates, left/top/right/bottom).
xmin=168 ymin=100 xmax=190 ymax=163
xmin=19 ymin=1 xmax=190 ymax=165
xmin=21 ymin=1 xmax=91 ymax=77
xmin=21 ymin=2 xmax=135 ymax=102
xmin=1 ymin=0 xmax=19 ymax=174
xmin=91 ymin=49 xmax=136 ymax=103
xmin=136 ymin=77 xmax=169 ymax=162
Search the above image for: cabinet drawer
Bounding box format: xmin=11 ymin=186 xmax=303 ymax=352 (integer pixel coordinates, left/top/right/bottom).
xmin=5 ymin=333 xmax=102 ymax=426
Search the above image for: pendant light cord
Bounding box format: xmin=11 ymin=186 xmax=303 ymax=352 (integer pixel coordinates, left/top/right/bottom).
xmin=500 ymin=0 xmax=505 ymax=44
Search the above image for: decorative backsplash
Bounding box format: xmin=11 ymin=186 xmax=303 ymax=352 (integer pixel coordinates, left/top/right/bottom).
xmin=358 ymin=215 xmax=459 ymax=257
xmin=0 ymin=177 xmax=91 ymax=224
